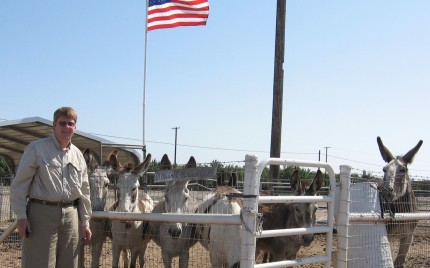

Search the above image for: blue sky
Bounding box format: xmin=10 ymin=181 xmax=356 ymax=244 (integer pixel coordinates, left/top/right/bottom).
xmin=1 ymin=1 xmax=429 ymax=178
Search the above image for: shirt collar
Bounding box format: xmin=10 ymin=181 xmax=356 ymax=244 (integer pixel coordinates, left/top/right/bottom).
xmin=50 ymin=134 xmax=71 ymax=151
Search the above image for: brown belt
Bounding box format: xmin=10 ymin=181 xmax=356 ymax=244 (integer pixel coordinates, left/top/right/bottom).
xmin=30 ymin=198 xmax=77 ymax=207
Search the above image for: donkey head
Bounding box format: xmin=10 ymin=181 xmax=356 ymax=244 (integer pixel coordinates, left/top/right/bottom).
xmin=160 ymin=154 xmax=196 ymax=239
xmin=109 ymin=150 xmax=152 ymax=214
xmin=288 ymin=169 xmax=323 ymax=247
xmin=83 ymin=148 xmax=110 ymax=212
xmin=377 ymin=136 xmax=423 ymax=202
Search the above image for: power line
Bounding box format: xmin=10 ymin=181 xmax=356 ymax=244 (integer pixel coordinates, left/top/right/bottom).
xmin=89 ymin=132 xmax=430 ymax=173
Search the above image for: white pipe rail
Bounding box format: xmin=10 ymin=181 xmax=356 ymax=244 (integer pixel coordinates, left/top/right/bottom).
xmin=92 ymin=211 xmax=241 ymax=225
xmin=257 ymin=226 xmax=332 ymax=238
xmin=349 ymin=212 xmax=430 ymax=222
xmin=258 ymin=195 xmax=333 ymax=204
xmin=255 ymin=255 xmax=331 ymax=268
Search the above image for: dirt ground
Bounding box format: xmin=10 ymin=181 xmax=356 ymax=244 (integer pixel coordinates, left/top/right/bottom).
xmin=1 ymin=201 xmax=429 ymax=267
xmin=1 ymin=229 xmax=429 ymax=268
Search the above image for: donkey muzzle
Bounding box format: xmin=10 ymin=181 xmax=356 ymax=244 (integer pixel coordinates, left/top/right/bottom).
xmin=301 ymin=234 xmax=314 ymax=247
xmin=168 ymin=228 xmax=182 ymax=239
xmin=377 ymin=185 xmax=396 ymax=202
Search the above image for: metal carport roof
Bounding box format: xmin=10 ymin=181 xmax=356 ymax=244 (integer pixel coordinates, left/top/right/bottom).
xmin=0 ymin=117 xmax=143 ymax=173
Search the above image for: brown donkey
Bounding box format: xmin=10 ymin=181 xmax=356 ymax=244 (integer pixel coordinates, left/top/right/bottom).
xmin=256 ymin=169 xmax=323 ymax=262
xmin=377 ymin=136 xmax=423 ymax=268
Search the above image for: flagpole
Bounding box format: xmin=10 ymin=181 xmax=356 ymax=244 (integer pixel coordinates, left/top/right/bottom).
xmin=142 ymin=0 xmax=149 ymax=159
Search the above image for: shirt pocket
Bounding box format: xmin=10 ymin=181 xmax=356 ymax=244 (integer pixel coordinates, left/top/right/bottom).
xmin=41 ymin=156 xmax=62 ymax=178
xmin=67 ymin=162 xmax=84 ymax=195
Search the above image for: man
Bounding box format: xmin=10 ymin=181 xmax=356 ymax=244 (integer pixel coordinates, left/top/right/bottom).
xmin=10 ymin=107 xmax=92 ymax=268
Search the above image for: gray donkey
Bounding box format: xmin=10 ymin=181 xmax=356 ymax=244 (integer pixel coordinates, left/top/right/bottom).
xmin=148 ymin=154 xmax=199 ymax=268
xmin=377 ymin=136 xmax=423 ymax=268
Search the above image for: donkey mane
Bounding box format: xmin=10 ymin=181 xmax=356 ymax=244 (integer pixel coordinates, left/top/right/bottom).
xmin=212 ymin=186 xmax=243 ymax=205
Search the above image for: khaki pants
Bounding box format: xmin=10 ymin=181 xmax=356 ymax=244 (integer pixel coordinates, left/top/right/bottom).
xmin=22 ymin=202 xmax=79 ymax=268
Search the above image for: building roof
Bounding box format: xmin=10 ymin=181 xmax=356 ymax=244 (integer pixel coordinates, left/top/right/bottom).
xmin=0 ymin=117 xmax=144 ymax=173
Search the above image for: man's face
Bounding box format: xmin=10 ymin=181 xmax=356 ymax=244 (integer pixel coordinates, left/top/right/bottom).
xmin=53 ymin=116 xmax=76 ymax=146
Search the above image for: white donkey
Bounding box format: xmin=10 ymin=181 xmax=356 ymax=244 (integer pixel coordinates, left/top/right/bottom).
xmin=148 ymin=154 xmax=199 ymax=268
xmin=109 ymin=150 xmax=154 ymax=268
xmin=196 ymin=186 xmax=243 ymax=268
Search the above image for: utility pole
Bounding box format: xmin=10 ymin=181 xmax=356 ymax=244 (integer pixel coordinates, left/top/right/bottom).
xmin=323 ymin=146 xmax=330 ymax=181
xmin=172 ymin=127 xmax=180 ymax=167
xmin=323 ymin=146 xmax=330 ymax=163
xmin=269 ymin=0 xmax=287 ymax=181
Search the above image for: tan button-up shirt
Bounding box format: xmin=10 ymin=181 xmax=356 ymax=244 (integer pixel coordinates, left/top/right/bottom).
xmin=10 ymin=135 xmax=92 ymax=227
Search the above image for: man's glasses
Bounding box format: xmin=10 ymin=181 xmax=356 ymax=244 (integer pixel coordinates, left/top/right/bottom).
xmin=57 ymin=121 xmax=76 ymax=127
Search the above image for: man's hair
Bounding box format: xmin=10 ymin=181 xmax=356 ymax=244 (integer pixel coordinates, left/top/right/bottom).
xmin=53 ymin=107 xmax=78 ymax=123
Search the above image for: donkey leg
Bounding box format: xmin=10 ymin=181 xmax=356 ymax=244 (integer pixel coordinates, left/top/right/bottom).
xmin=178 ymin=251 xmax=190 ymax=268
xmin=161 ymin=250 xmax=172 ymax=268
xmin=139 ymin=241 xmax=149 ymax=268
xmin=262 ymin=252 xmax=269 ymax=263
xmin=121 ymin=248 xmax=130 ymax=268
xmin=394 ymin=233 xmax=414 ymax=268
xmin=209 ymin=250 xmax=221 ymax=268
xmin=129 ymin=250 xmax=138 ymax=268
xmin=111 ymin=243 xmax=121 ymax=268
xmin=90 ymin=240 xmax=103 ymax=268
xmin=78 ymin=242 xmax=86 ymax=268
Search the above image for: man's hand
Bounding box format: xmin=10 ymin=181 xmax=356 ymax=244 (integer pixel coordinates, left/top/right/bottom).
xmin=17 ymin=219 xmax=31 ymax=238
xmin=81 ymin=226 xmax=92 ymax=244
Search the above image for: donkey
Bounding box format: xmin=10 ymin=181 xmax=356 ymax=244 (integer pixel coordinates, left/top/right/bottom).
xmin=195 ymin=186 xmax=243 ymax=268
xmin=79 ymin=149 xmax=111 ymax=268
xmin=217 ymin=172 xmax=238 ymax=187
xmin=109 ymin=150 xmax=154 ymax=268
xmin=256 ymin=169 xmax=323 ymax=262
xmin=148 ymin=154 xmax=199 ymax=268
xmin=376 ymin=136 xmax=423 ymax=268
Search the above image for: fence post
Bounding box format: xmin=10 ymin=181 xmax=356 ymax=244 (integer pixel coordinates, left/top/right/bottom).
xmin=0 ymin=182 xmax=9 ymax=223
xmin=336 ymin=165 xmax=351 ymax=268
xmin=240 ymin=154 xmax=259 ymax=268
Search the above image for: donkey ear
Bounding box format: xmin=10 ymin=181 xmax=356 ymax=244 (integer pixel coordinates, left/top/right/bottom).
xmin=229 ymin=172 xmax=238 ymax=187
xmin=132 ymin=153 xmax=152 ymax=176
xmin=185 ymin=156 xmax=197 ymax=169
xmin=290 ymin=170 xmax=303 ymax=196
xmin=109 ymin=150 xmax=121 ymax=172
xmin=307 ymin=169 xmax=323 ymax=195
xmin=160 ymin=154 xmax=172 ymax=170
xmin=377 ymin=137 xmax=394 ymax=163
xmin=83 ymin=148 xmax=99 ymax=171
xmin=83 ymin=148 xmax=91 ymax=165
xmin=402 ymin=140 xmax=423 ymax=164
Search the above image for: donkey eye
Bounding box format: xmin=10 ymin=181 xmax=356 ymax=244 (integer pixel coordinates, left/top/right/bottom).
xmin=399 ymin=167 xmax=407 ymax=173
xmin=382 ymin=167 xmax=387 ymax=172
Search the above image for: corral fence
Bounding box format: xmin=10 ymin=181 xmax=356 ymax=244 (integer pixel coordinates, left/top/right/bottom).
xmin=1 ymin=156 xmax=429 ymax=267
xmin=335 ymin=166 xmax=430 ymax=268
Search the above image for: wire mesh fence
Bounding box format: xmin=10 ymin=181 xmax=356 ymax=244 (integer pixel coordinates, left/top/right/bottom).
xmin=1 ymin=172 xmax=430 ymax=267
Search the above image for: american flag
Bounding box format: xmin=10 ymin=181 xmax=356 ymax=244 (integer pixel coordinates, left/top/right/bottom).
xmin=147 ymin=0 xmax=209 ymax=31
